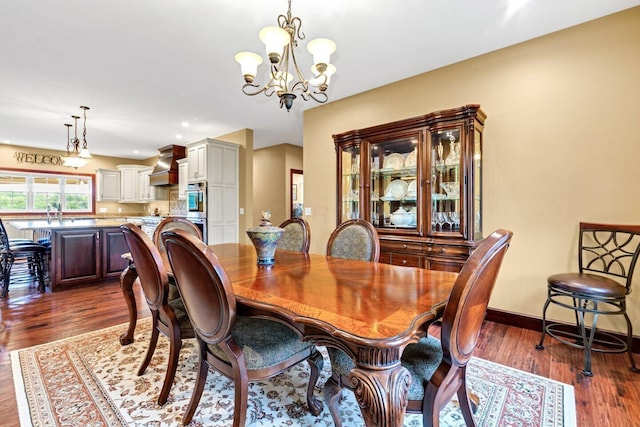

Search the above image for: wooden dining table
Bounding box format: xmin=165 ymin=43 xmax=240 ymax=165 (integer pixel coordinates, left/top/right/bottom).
xmin=119 ymin=243 xmax=458 ymax=427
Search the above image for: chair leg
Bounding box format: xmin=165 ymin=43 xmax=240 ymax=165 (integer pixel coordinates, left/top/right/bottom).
xmin=535 ymin=290 xmax=552 ymax=350
xmin=1 ymin=256 xmax=15 ymax=298
xmin=579 ymin=300 xmax=595 ymax=377
xmin=622 ymin=309 xmax=640 ymax=373
xmin=138 ymin=314 xmax=160 ymax=376
xmin=158 ymin=330 xmax=182 ymax=405
xmin=306 ymin=349 xmax=324 ymax=416
xmin=35 ymin=253 xmax=46 ymax=293
xmin=456 ymin=369 xmax=478 ymax=427
xmin=182 ymin=341 xmax=210 ymax=426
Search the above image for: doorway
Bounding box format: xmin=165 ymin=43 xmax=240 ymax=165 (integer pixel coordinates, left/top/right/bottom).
xmin=290 ymin=169 xmax=303 ymax=218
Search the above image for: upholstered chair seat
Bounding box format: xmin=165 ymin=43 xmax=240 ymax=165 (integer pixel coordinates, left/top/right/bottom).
xmin=207 ymin=316 xmax=316 ymax=371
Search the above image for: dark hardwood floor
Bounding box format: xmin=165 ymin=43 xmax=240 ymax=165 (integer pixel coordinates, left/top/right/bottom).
xmin=1 ymin=276 xmax=639 ymax=426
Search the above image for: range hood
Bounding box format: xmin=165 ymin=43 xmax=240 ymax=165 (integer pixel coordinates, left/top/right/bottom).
xmin=149 ymin=144 xmax=186 ymax=186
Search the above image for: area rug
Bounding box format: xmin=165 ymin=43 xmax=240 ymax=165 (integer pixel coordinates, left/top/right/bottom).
xmin=11 ymin=319 xmax=576 ymax=426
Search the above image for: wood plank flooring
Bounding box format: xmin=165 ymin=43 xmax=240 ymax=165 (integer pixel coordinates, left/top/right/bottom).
xmin=1 ymin=278 xmax=639 ymax=426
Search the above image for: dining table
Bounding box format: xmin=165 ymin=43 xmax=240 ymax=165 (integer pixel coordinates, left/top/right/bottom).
xmin=119 ymin=243 xmax=458 ymax=427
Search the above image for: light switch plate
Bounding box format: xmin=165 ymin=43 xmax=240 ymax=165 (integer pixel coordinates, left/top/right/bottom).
xmin=99 ymin=207 xmax=107 ymax=213
xmin=304 ymin=207 xmax=311 ymax=216
xmin=239 ymin=208 xmax=244 ymax=215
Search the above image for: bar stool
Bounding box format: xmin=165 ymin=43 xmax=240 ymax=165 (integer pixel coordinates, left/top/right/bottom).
xmin=0 ymin=219 xmax=47 ymax=297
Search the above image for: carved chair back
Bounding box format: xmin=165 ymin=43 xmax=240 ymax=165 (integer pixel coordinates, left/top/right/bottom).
xmin=326 ymin=219 xmax=380 ymax=262
xmin=278 ymin=217 xmax=311 ymax=253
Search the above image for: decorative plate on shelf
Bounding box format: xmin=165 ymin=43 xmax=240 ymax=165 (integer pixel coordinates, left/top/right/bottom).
xmin=406 ymin=180 xmax=417 ymax=198
xmin=382 ymin=153 xmax=404 ymax=170
xmin=405 ymin=149 xmax=417 ymax=167
xmin=384 ymin=179 xmax=408 ymax=200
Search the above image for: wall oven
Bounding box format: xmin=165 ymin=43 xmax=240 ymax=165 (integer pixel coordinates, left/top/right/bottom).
xmin=187 ymin=182 xmax=207 ymax=217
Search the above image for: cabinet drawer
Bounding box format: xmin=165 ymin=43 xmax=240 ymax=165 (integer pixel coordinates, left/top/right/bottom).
xmin=382 ymin=241 xmax=422 ymax=253
xmin=425 ymin=244 xmax=470 ymax=257
xmin=390 ymin=253 xmax=422 ymax=268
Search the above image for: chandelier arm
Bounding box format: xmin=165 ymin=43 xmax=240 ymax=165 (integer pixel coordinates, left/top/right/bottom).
xmin=306 ymin=90 xmax=329 ymax=104
xmin=290 ymin=16 xmax=304 ymax=43
xmin=241 ymin=82 xmax=276 ymax=97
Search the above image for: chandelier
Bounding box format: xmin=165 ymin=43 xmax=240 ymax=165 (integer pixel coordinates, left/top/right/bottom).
xmin=234 ymin=0 xmax=336 ymax=112
xmin=62 ymin=106 xmax=92 ymax=169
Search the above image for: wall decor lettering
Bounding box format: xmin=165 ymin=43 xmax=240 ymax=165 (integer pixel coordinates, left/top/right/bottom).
xmin=14 ymin=151 xmax=64 ymax=165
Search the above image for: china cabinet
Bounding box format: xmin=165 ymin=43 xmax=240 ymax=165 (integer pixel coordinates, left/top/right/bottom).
xmin=333 ymin=104 xmax=486 ymax=272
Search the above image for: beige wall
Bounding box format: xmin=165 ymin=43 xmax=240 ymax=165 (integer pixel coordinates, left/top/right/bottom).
xmin=303 ymin=7 xmax=640 ymax=333
xmin=253 ymin=143 xmax=303 ymax=227
xmin=0 ymin=143 xmax=157 ymax=217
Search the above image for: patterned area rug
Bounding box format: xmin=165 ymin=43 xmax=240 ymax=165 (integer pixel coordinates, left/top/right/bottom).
xmin=12 ymin=319 xmax=576 ymax=426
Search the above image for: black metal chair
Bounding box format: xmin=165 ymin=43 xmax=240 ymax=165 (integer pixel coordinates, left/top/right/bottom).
xmin=0 ymin=218 xmax=47 ymax=297
xmin=536 ymin=222 xmax=640 ymax=376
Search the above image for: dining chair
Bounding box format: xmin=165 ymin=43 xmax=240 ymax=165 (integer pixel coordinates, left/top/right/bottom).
xmin=324 ymin=229 xmax=513 ymax=427
xmin=277 ymin=217 xmax=311 ymax=253
xmin=161 ymin=229 xmax=324 ymax=426
xmin=153 ymin=216 xmax=203 ymax=255
xmin=536 ymin=222 xmax=640 ymax=376
xmin=120 ymin=223 xmax=195 ymax=405
xmin=0 ymin=218 xmax=48 ymax=297
xmin=326 ymin=219 xmax=380 ymax=262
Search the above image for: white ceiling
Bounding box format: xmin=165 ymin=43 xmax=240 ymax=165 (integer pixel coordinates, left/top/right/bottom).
xmin=1 ymin=0 xmax=638 ymax=160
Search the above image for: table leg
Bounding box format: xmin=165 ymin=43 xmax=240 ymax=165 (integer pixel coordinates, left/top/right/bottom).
xmin=349 ymin=364 xmax=411 ymax=427
xmin=119 ymin=264 xmax=138 ymax=345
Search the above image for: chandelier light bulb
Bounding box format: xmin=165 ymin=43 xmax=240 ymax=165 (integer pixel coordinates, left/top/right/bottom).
xmin=307 ymin=38 xmax=336 ymax=71
xmin=259 ymin=26 xmax=290 ymax=63
xmin=235 ymin=51 xmax=264 ymax=83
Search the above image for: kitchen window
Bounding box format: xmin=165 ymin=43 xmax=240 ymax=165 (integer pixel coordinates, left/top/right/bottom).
xmin=0 ymin=170 xmax=93 ymax=214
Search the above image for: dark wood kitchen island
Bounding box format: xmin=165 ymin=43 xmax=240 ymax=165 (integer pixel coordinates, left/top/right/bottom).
xmin=10 ymin=219 xmax=131 ymax=291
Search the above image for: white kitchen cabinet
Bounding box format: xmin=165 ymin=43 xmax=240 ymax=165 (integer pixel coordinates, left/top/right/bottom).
xmin=117 ymin=164 xmax=147 ymax=203
xmin=177 ymin=158 xmax=188 ymax=200
xmin=187 ymin=143 xmax=207 ymax=183
xmin=96 ymin=169 xmax=120 ymax=201
xmin=138 ymin=167 xmax=155 ymax=202
xmin=205 ymin=140 xmax=239 ymax=244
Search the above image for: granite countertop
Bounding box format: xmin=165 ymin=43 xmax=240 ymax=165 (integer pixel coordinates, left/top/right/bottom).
xmin=9 ymin=218 xmax=130 ymax=230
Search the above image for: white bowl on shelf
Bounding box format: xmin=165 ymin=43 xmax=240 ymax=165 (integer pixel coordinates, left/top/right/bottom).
xmin=390 ymin=208 xmax=412 ymax=226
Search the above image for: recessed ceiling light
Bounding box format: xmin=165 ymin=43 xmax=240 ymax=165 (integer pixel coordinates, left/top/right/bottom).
xmin=176 ymin=134 xmax=183 ymax=140
xmin=181 ymin=121 xmax=189 ymax=128
xmin=133 ymin=150 xmax=139 ymax=154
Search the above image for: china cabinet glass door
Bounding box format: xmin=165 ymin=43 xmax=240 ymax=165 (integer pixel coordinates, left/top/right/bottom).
xmin=369 ymin=133 xmax=420 ymax=233
xmin=338 ymin=144 xmax=360 ymax=223
xmin=472 ymin=127 xmax=483 ymax=240
xmin=429 ymin=127 xmax=462 ymax=236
